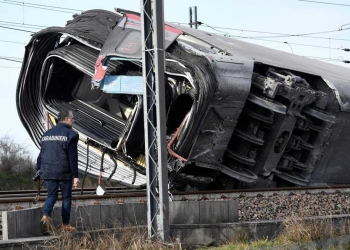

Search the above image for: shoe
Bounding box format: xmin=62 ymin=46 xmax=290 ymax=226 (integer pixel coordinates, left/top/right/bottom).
xmin=60 ymin=223 xmax=76 ymax=232
xmin=40 ymin=215 xmax=54 ymax=235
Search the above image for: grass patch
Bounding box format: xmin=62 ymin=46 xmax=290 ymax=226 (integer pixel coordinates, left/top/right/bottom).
xmin=203 ymin=215 xmax=350 ymax=250
xmin=36 ymin=227 xmax=183 ymax=250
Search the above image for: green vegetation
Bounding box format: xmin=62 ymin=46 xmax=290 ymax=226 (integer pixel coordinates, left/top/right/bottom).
xmin=204 ymin=216 xmax=350 ymax=250
xmin=41 ymin=227 xmax=182 ymax=250
xmin=0 ymin=135 xmax=37 ymax=190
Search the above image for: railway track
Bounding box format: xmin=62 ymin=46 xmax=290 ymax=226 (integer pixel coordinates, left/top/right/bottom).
xmin=0 ymin=185 xmax=350 ymax=203
xmin=1 ymin=185 xmax=350 ymax=240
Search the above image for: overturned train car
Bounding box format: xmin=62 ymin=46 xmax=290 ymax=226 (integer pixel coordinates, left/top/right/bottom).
xmin=16 ymin=9 xmax=350 ymax=190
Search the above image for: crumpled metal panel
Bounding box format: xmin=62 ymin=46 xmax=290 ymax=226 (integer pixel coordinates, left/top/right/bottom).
xmin=188 ymin=54 xmax=254 ymax=166
xmin=167 ymin=23 xmax=350 ymax=112
xmin=16 ymin=10 xmax=146 ymax=187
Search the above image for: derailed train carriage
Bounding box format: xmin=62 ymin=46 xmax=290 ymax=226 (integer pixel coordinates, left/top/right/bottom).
xmin=16 ymin=9 xmax=350 ymax=191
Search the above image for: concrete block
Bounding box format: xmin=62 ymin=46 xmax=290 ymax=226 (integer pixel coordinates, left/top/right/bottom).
xmin=2 ymin=210 xmax=16 ymax=240
xmin=51 ymin=207 xmax=63 ymax=227
xmin=100 ymin=204 xmax=124 ymax=228
xmin=124 ymin=202 xmax=147 ymax=226
xmin=169 ymin=227 xmax=182 ymax=242
xmin=215 ymin=226 xmax=236 ymax=243
xmin=180 ymin=228 xmax=215 ymax=245
xmin=73 ymin=205 xmax=102 ymax=229
xmin=19 ymin=208 xmax=43 ymax=238
xmin=170 ymin=201 xmax=200 ymax=224
xmin=228 ymin=199 xmax=239 ymax=222
xmin=199 ymin=201 xmax=229 ymax=224
xmin=4 ymin=208 xmax=43 ymax=239
xmin=248 ymin=221 xmax=282 ymax=240
xmin=51 ymin=205 xmax=102 ymax=230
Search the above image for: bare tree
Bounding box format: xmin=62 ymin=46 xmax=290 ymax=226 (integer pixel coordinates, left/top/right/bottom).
xmin=0 ymin=135 xmax=36 ymax=190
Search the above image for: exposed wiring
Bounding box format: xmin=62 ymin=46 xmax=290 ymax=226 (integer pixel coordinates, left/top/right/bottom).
xmin=80 ymin=139 xmax=90 ymax=195
xmin=167 ymin=113 xmax=189 ymax=162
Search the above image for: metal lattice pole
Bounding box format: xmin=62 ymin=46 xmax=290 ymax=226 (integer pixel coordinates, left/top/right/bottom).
xmin=141 ymin=0 xmax=169 ymax=241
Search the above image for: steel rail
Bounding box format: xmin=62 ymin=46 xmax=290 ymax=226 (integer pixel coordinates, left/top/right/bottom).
xmin=1 ymin=184 xmax=350 ymax=203
xmin=0 ymin=187 xmax=130 ymax=195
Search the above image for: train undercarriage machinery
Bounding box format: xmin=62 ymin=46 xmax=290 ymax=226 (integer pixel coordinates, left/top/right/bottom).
xmin=16 ymin=9 xmax=350 ymax=191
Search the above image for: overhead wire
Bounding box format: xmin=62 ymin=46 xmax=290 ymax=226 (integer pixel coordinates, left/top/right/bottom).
xmin=0 ymin=23 xmax=41 ymax=30
xmin=169 ymin=22 xmax=350 ymax=42
xmin=227 ymin=35 xmax=349 ymax=51
xmin=197 ymin=23 xmax=350 ymax=64
xmin=0 ymin=57 xmax=22 ymax=63
xmin=299 ymin=0 xmax=350 ymax=7
xmin=200 ymin=23 xmax=350 ymax=52
xmin=0 ymin=5 xmax=348 ymax=65
xmin=0 ymin=65 xmax=20 ymax=68
xmin=165 ymin=21 xmax=350 ymax=42
xmin=200 ymin=22 xmax=350 ymax=40
xmin=0 ymin=39 xmax=26 ymax=44
xmin=0 ymin=25 xmax=35 ymax=33
xmin=304 ymin=56 xmax=350 ymax=63
xmin=3 ymin=0 xmax=83 ymax=12
xmin=0 ymin=0 xmax=79 ymax=14
xmin=0 ymin=20 xmax=47 ymax=28
xmin=0 ymin=56 xmax=23 ymax=59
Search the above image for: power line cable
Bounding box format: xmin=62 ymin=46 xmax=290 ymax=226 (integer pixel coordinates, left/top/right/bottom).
xmin=233 ymin=36 xmax=350 ymax=51
xmin=0 ymin=25 xmax=34 ymax=33
xmin=0 ymin=20 xmax=46 ymax=28
xmin=201 ymin=24 xmax=350 ymax=51
xmin=304 ymin=56 xmax=350 ymax=63
xmin=299 ymin=0 xmax=350 ymax=7
xmin=208 ymin=24 xmax=350 ymax=40
xmin=0 ymin=56 xmax=23 ymax=59
xmin=0 ymin=0 xmax=78 ymax=14
xmin=177 ymin=22 xmax=350 ymax=42
xmin=3 ymin=0 xmax=83 ymax=12
xmin=171 ymin=22 xmax=350 ymax=63
xmin=244 ymin=27 xmax=350 ymax=39
xmin=216 ymin=25 xmax=350 ymax=39
xmin=0 ymin=39 xmax=26 ymax=44
xmin=0 ymin=57 xmax=22 ymax=63
xmin=0 ymin=65 xmax=20 ymax=68
xmin=0 ymin=23 xmax=41 ymax=30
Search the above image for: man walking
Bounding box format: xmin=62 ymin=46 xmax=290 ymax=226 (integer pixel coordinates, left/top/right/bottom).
xmin=36 ymin=110 xmax=80 ymax=235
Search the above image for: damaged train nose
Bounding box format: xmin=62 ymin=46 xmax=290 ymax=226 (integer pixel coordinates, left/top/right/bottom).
xmin=16 ymin=9 xmax=350 ymax=191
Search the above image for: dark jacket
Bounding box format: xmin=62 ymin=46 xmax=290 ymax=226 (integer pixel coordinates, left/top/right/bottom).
xmin=36 ymin=122 xmax=79 ymax=180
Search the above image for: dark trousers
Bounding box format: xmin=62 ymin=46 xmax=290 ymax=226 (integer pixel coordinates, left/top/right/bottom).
xmin=43 ymin=180 xmax=72 ymax=224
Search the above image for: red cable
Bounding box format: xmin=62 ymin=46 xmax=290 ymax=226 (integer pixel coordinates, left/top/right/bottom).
xmin=167 ymin=114 xmax=189 ymax=162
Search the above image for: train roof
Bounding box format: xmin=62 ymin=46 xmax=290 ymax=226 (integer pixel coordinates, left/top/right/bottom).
xmin=169 ymin=23 xmax=350 ymax=111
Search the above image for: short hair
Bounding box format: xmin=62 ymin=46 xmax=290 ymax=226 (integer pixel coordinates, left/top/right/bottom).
xmin=58 ymin=110 xmax=73 ymax=122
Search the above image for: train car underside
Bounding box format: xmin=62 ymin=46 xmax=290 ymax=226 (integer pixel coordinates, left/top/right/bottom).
xmin=16 ymin=9 xmax=350 ymax=191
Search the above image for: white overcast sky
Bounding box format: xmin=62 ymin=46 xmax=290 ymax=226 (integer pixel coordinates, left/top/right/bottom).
xmin=0 ymin=0 xmax=349 ymax=158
